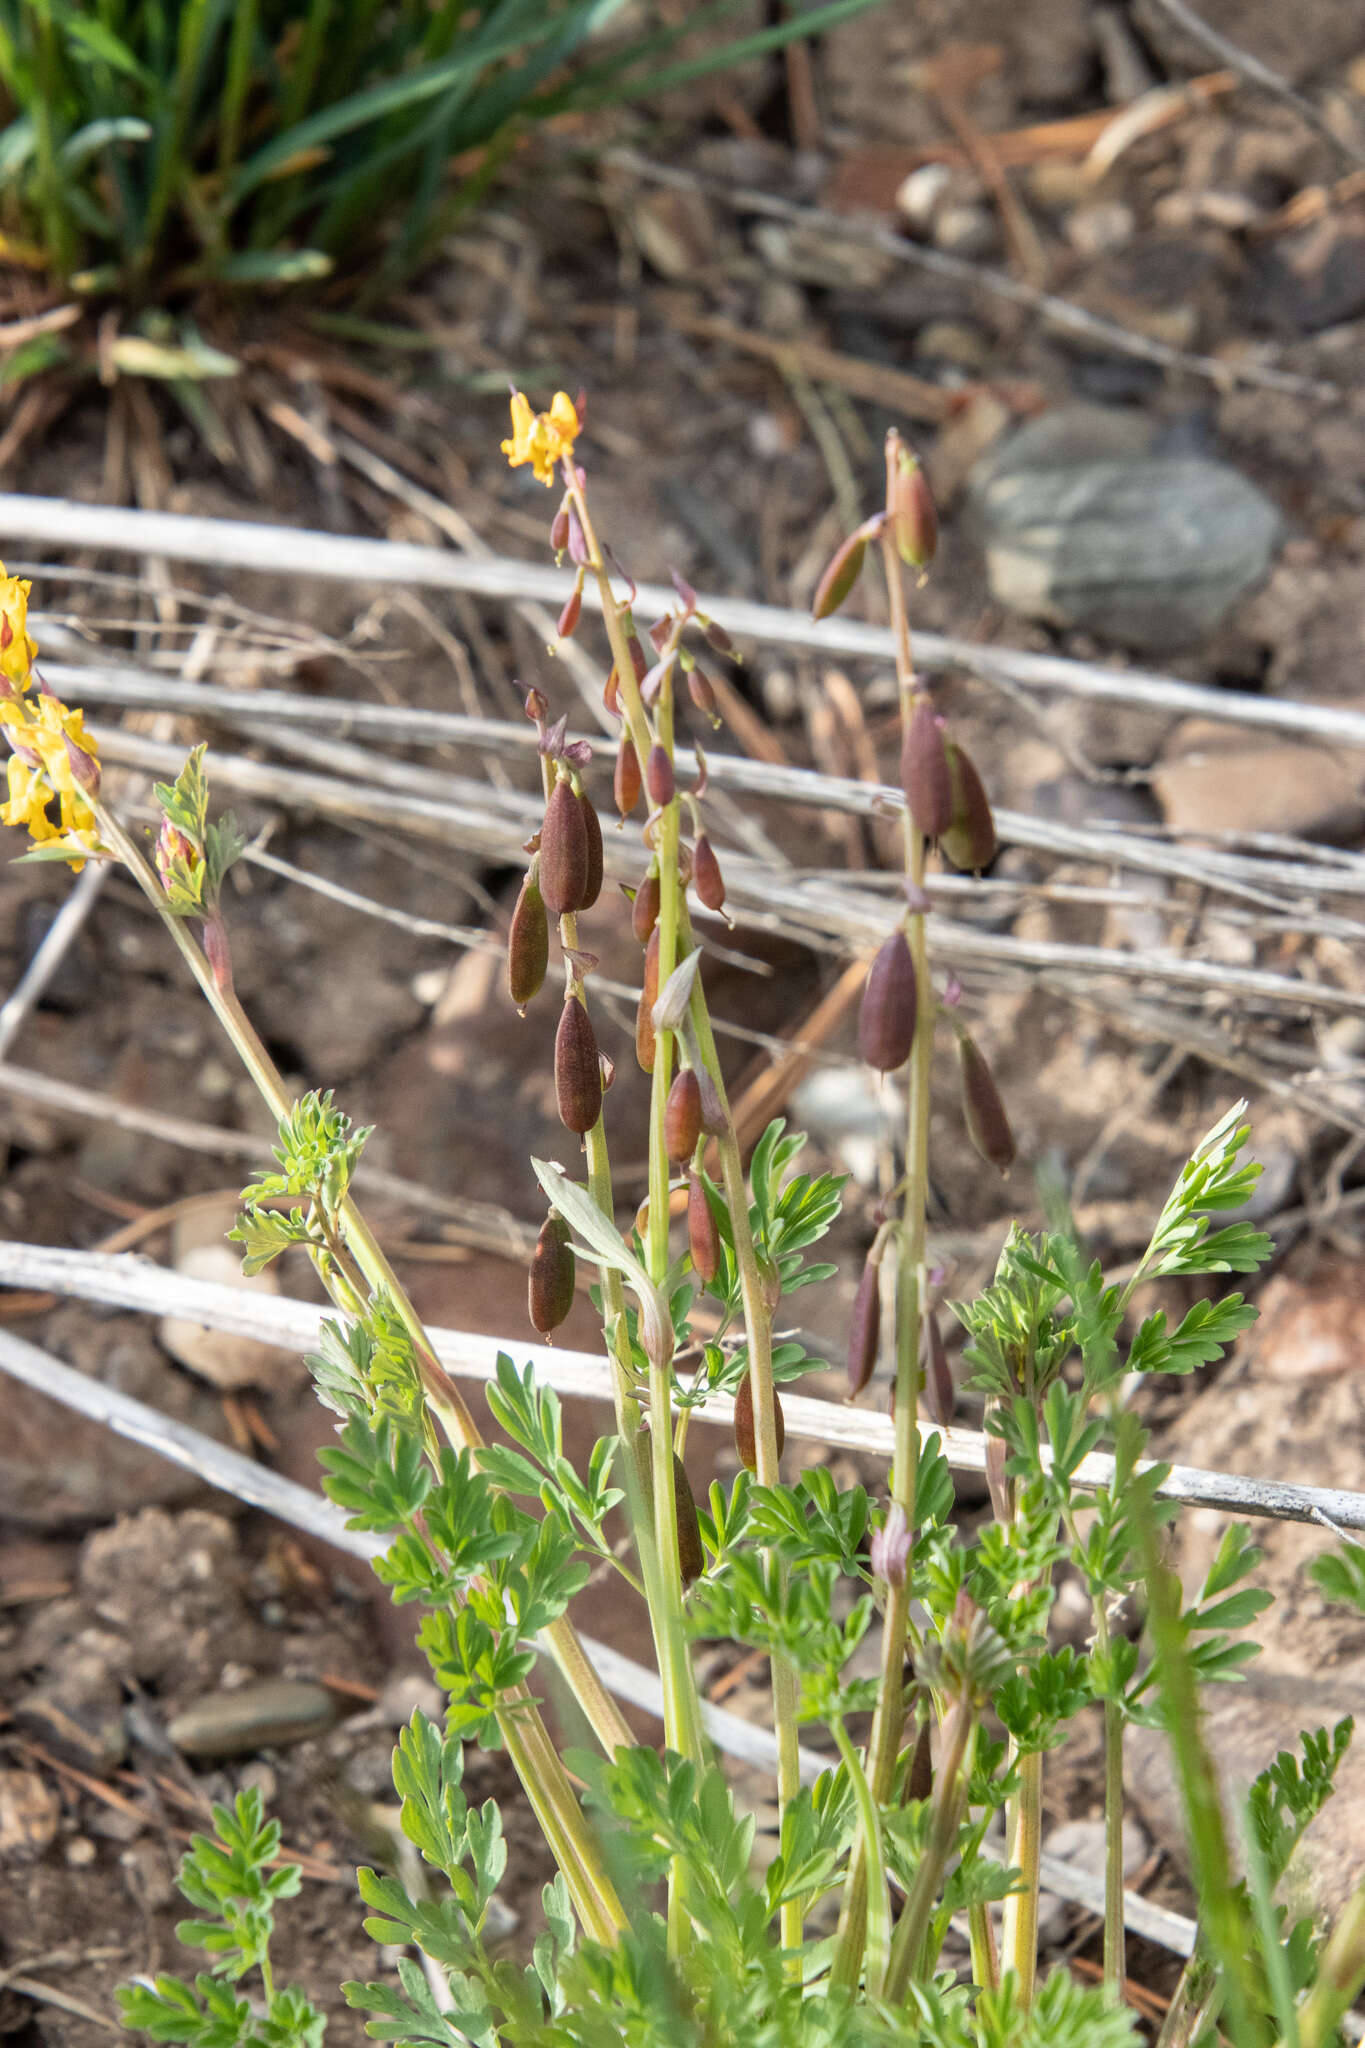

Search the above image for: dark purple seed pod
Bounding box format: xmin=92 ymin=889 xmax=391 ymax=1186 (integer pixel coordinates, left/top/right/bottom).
xmin=646 ymin=745 xmax=675 ymax=808
xmin=922 ymin=1312 xmax=954 ymax=1426
xmin=555 ymin=996 xmax=603 ymax=1135
xmin=940 ymin=742 xmax=997 ymax=874
xmin=614 ymin=736 xmax=641 ymax=817
xmin=632 ymin=870 xmax=660 ymax=945
xmin=692 ymin=834 xmax=726 ymax=913
xmin=687 ymin=667 xmax=720 ymax=723
xmin=665 ymin=1068 xmax=702 ymax=1164
xmin=907 ymin=1715 xmax=934 ymax=1803
xmin=672 ymin=1453 xmax=705 ymax=1587
xmin=627 ymin=635 xmax=648 ymax=683
xmin=858 ymin=931 xmax=917 ymax=1073
xmin=636 ymin=927 xmax=659 ymax=1073
xmin=540 ymin=777 xmax=589 ymax=916
xmin=957 ymin=1029 xmax=1015 ymax=1174
xmin=550 ymin=505 xmax=570 ymax=554
xmin=733 ymin=1374 xmax=785 ymax=1474
xmin=846 ymin=1255 xmax=882 ymax=1398
xmin=528 ymin=1213 xmax=575 ymax=1335
xmin=704 ymin=617 xmax=734 ymax=656
xmin=901 ymin=694 xmax=953 ymax=841
xmin=507 ymin=871 xmax=549 ymax=1012
xmin=687 ymin=1170 xmax=720 ymax=1284
xmin=812 ymin=527 xmax=870 ymax=621
xmin=579 ymin=791 xmax=603 ymax=910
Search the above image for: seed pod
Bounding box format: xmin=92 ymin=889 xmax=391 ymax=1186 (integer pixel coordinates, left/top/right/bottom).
xmin=704 ymin=617 xmax=734 ymax=656
xmin=693 ymin=833 xmax=726 ymax=913
xmin=890 ymin=443 xmax=938 ymax=569
xmin=665 ymin=1068 xmax=702 ymax=1163
xmin=858 ymin=931 xmax=917 ymax=1073
xmin=907 ymin=1713 xmax=934 ymax=1803
xmin=687 ymin=667 xmax=720 ymax=723
xmin=847 ymin=1255 xmax=881 ymax=1397
xmin=528 ymin=1213 xmax=575 ymax=1335
xmin=632 ymin=870 xmax=660 ymax=944
xmin=603 ymin=666 xmax=621 ymax=717
xmin=557 ymin=583 xmax=582 ymax=639
xmin=550 ymin=505 xmax=570 ymax=554
xmin=555 ymin=996 xmax=603 ymax=1134
xmin=614 ymin=736 xmax=641 ymax=817
xmin=579 ymin=790 xmax=603 ymax=909
xmin=540 ymin=777 xmax=589 ymax=916
xmin=636 ymin=926 xmax=660 ymax=1072
xmin=813 ymin=526 xmax=869 ymax=621
xmin=672 ymin=1453 xmax=705 ymax=1587
xmin=957 ymin=1029 xmax=1015 ymax=1174
xmin=627 ymin=635 xmax=648 ymax=683
xmin=646 ymin=745 xmax=675 ymax=808
xmin=507 ymin=871 xmax=549 ymax=1011
xmin=939 ymin=742 xmax=997 ymax=873
xmin=922 ymin=1312 xmax=954 ymax=1426
xmin=733 ymin=1373 xmax=785 ymax=1474
xmin=901 ymin=695 xmax=953 ymax=841
xmin=687 ymin=1170 xmax=720 ymax=1284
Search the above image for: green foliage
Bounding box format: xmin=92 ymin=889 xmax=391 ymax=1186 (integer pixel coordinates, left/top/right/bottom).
xmin=1308 ymin=1540 xmax=1365 ymax=1613
xmin=153 ymin=746 xmax=245 ymax=916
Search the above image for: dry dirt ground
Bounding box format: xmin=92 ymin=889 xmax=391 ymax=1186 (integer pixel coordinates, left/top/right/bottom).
xmin=3 ymin=2 xmax=1365 ymax=2036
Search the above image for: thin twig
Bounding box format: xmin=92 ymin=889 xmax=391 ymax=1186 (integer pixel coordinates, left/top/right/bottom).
xmin=1143 ymin=0 xmax=1365 ymax=167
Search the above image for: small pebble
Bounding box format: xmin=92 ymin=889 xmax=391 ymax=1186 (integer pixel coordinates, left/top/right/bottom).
xmin=1066 ymin=201 xmax=1136 ymax=257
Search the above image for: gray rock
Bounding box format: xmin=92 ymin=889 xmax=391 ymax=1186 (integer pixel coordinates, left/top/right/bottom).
xmin=970 ymin=408 xmax=1281 ymax=650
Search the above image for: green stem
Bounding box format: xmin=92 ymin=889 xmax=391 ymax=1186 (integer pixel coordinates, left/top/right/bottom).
xmin=833 ymin=1717 xmax=891 ymax=1992
xmin=1103 ymin=1695 xmax=1126 ymax=2000
xmin=1289 ymin=1876 xmax=1365 ymax=2048
xmin=883 ymin=1704 xmax=974 ymax=2003
xmin=1001 ymin=1749 xmax=1042 ymax=2002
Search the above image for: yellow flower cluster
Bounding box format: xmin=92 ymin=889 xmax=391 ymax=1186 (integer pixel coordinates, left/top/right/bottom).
xmin=0 ymin=568 xmax=101 ymax=870
xmin=501 ymin=389 xmax=579 ymax=486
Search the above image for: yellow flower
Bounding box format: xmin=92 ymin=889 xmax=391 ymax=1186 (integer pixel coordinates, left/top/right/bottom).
xmin=501 ymin=389 xmax=579 ymax=486
xmin=1 ymin=751 xmax=59 ymax=842
xmin=0 ymin=569 xmax=37 ymax=686
xmin=0 ymin=678 xmax=102 ymax=868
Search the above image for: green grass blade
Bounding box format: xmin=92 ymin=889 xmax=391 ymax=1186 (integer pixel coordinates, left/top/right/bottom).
xmin=551 ymin=0 xmax=887 ymax=113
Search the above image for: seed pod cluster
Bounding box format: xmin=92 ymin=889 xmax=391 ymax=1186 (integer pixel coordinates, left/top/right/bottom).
xmin=665 ymin=1067 xmax=702 ymax=1164
xmin=901 ymin=694 xmax=953 ymax=842
xmin=632 ymin=870 xmax=660 ymax=944
xmin=956 ymin=1028 xmax=1015 ymax=1173
xmin=528 ymin=1213 xmax=575 ymax=1335
xmin=555 ymin=995 xmax=603 ymax=1135
xmin=692 ymin=833 xmax=726 ymax=914
xmin=540 ymin=776 xmax=589 ymax=916
xmin=858 ymin=931 xmax=917 ymax=1073
xmin=846 ymin=1255 xmax=882 ymax=1398
xmin=636 ymin=927 xmax=660 ymax=1072
xmin=687 ymin=1170 xmax=721 ymax=1284
xmin=940 ymin=742 xmax=997 ymax=874
xmin=507 ymin=871 xmax=549 ymax=1011
xmin=733 ymin=1373 xmax=786 ymax=1474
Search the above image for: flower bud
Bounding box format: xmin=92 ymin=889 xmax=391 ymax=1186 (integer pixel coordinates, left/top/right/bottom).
xmin=550 ymin=504 xmax=570 ymax=554
xmin=524 ymin=685 xmax=549 ymax=724
xmin=508 ymin=872 xmax=549 ymax=1011
xmin=665 ymin=1067 xmax=702 ymax=1163
xmin=692 ymin=833 xmax=726 ymax=914
xmin=557 ymin=580 xmax=582 ymax=639
xmin=687 ymin=667 xmax=720 ymax=724
xmin=632 ymin=869 xmax=660 ymax=944
xmin=578 ymin=789 xmax=603 ymax=910
xmin=539 ymin=775 xmax=590 ymax=916
xmin=733 ymin=1374 xmax=785 ymax=1474
xmin=155 ymin=818 xmax=201 ymax=890
xmin=687 ymin=1170 xmax=720 ymax=1284
xmin=812 ymin=525 xmax=870 ymax=621
xmin=846 ymin=1255 xmax=881 ymax=1397
xmin=645 ymin=744 xmax=675 ymax=808
xmin=922 ymin=1312 xmax=953 ymax=1426
xmin=858 ymin=931 xmax=917 ymax=1073
xmin=672 ymin=1452 xmax=705 ymax=1587
xmin=63 ymin=734 xmax=100 ymax=794
xmin=901 ymin=694 xmax=952 ymax=841
xmin=636 ymin=926 xmax=660 ymax=1072
xmin=870 ymin=1501 xmax=911 ymax=1588
xmin=889 ymin=439 xmax=938 ymax=569
xmin=555 ymin=995 xmax=603 ymax=1134
xmin=956 ymin=1028 xmax=1015 ymax=1173
xmin=528 ymin=1212 xmax=575 ymax=1335
xmin=940 ymin=742 xmax=997 ymax=873
xmin=614 ymin=736 xmax=641 ymax=817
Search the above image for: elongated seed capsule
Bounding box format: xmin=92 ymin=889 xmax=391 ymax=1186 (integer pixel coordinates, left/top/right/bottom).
xmin=733 ymin=1374 xmax=785 ymax=1474
xmin=604 ymin=666 xmax=621 ymax=717
xmin=579 ymin=791 xmax=603 ymax=910
xmin=646 ymin=744 xmax=675 ymax=807
xmin=540 ymin=776 xmax=589 ymax=915
xmin=636 ymin=926 xmax=660 ymax=1072
xmin=858 ymin=931 xmax=917 ymax=1072
xmin=812 ymin=526 xmax=869 ymax=621
xmin=901 ymin=695 xmax=953 ymax=841
xmin=550 ymin=505 xmax=570 ymax=554
xmin=687 ymin=1170 xmax=720 ymax=1283
xmin=940 ymin=741 xmax=997 ymax=873
xmin=528 ymin=1213 xmax=575 ymax=1335
xmin=687 ymin=667 xmax=720 ymax=723
xmin=907 ymin=1712 xmax=934 ymax=1802
xmin=672 ymin=1452 xmax=705 ymax=1587
xmin=847 ymin=1255 xmax=881 ymax=1397
xmin=665 ymin=1068 xmax=702 ymax=1163
xmin=555 ymin=996 xmax=602 ymax=1134
xmin=890 ymin=443 xmax=938 ymax=569
xmin=557 ymin=583 xmax=582 ymax=638
xmin=922 ymin=1312 xmax=953 ymax=1425
xmin=692 ymin=833 xmax=726 ymax=913
xmin=957 ymin=1029 xmax=1015 ymax=1173
xmin=614 ymin=736 xmax=641 ymax=816
xmin=632 ymin=870 xmax=660 ymax=944
xmin=507 ymin=871 xmax=549 ymax=1012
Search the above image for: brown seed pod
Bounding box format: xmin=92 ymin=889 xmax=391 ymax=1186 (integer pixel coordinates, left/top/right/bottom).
xmin=687 ymin=1170 xmax=720 ymax=1284
xmin=550 ymin=505 xmax=570 ymax=554
xmin=901 ymin=694 xmax=953 ymax=842
xmin=812 ymin=526 xmax=869 ymax=621
xmin=632 ymin=870 xmax=660 ymax=944
xmin=687 ymin=667 xmax=720 ymax=723
xmin=672 ymin=1452 xmax=705 ymax=1587
xmin=614 ymin=736 xmax=641 ymax=817
xmin=579 ymin=791 xmax=603 ymax=910
xmin=539 ymin=776 xmax=589 ymax=916
xmin=846 ymin=1255 xmax=882 ymax=1398
xmin=557 ymin=584 xmax=582 ymax=639
xmin=858 ymin=931 xmax=917 ymax=1073
xmin=957 ymin=1029 xmax=1015 ymax=1174
xmin=603 ymin=666 xmax=621 ymax=717
xmin=507 ymin=871 xmax=549 ymax=1012
xmin=906 ymin=1713 xmax=934 ymax=1803
xmin=627 ymin=635 xmax=649 ymax=683
xmin=528 ymin=1213 xmax=575 ymax=1335
xmin=940 ymin=742 xmax=997 ymax=873
xmin=922 ymin=1312 xmax=954 ymax=1426
xmin=890 ymin=443 xmax=938 ymax=569
xmin=665 ymin=1067 xmax=702 ymax=1164
xmin=646 ymin=744 xmax=675 ymax=808
xmin=733 ymin=1374 xmax=785 ymax=1474
xmin=555 ymin=996 xmax=603 ymax=1135
xmin=636 ymin=926 xmax=660 ymax=1072
xmin=692 ymin=833 xmax=726 ymax=913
